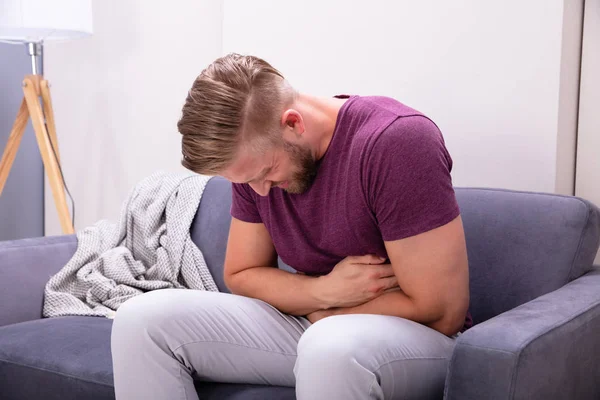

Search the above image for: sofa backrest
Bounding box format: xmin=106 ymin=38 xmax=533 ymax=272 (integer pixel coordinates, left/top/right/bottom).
xmin=191 ymin=177 xmax=600 ymax=325
xmin=191 ymin=177 xmax=233 ymax=293
xmin=454 ymin=187 xmax=599 ymax=324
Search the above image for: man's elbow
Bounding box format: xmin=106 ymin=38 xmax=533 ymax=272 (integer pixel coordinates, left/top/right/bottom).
xmin=428 ymin=302 xmax=469 ymax=336
xmin=431 ymin=313 xmax=466 ymax=336
xmin=223 ymin=269 xmax=244 ymax=295
xmin=415 ymin=298 xmax=469 ymax=337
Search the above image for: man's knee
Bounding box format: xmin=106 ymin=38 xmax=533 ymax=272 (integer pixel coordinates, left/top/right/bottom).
xmin=111 ymin=289 xmax=218 ymax=349
xmin=294 ymin=316 xmax=383 ymax=399
xmin=295 ymin=315 xmax=454 ymax=399
xmin=112 ymin=290 xmax=180 ymax=347
xmin=296 ymin=316 xmax=366 ymax=372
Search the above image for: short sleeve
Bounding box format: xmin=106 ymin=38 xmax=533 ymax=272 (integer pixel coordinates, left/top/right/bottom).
xmin=231 ymin=183 xmax=263 ymax=223
xmin=367 ymin=116 xmax=460 ymax=241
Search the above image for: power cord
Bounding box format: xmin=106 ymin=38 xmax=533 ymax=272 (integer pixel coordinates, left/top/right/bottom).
xmin=44 ymin=121 xmax=76 ymax=229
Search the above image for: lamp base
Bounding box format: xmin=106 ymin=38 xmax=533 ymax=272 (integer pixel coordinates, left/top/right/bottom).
xmin=0 ymin=74 xmax=74 ymax=234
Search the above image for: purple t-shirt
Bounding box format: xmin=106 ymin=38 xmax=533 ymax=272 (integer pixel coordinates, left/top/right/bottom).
xmin=231 ymin=95 xmax=460 ymax=276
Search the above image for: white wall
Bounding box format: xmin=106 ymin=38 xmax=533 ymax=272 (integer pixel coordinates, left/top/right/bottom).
xmin=555 ymin=0 xmax=584 ymax=195
xmin=44 ymin=0 xmax=222 ymax=235
xmin=223 ymin=0 xmax=581 ymax=194
xmin=576 ymin=0 xmax=600 ymax=264
xmin=44 ymin=0 xmax=585 ymax=235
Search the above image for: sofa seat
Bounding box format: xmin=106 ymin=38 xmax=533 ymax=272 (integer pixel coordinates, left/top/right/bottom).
xmin=0 ymin=316 xmax=295 ymax=400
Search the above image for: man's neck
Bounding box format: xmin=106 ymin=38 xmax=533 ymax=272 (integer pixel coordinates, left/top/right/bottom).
xmin=293 ymin=94 xmax=349 ymax=161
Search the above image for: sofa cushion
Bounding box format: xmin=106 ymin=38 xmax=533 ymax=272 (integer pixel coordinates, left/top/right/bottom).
xmin=0 ymin=316 xmax=295 ymax=400
xmin=196 ymin=382 xmax=296 ymax=400
xmin=0 ymin=316 xmax=114 ymax=400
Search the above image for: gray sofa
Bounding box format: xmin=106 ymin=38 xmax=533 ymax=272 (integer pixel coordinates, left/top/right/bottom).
xmin=1 ymin=176 xmax=600 ymax=400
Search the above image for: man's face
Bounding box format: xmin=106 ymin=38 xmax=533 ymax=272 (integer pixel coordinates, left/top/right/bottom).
xmin=222 ymin=140 xmax=318 ymax=196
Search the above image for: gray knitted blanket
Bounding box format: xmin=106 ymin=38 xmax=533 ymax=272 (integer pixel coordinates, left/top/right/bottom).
xmin=43 ymin=171 xmax=219 ymax=318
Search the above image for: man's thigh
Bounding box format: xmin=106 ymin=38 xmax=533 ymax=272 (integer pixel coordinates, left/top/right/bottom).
xmin=295 ymin=314 xmax=456 ymax=399
xmin=112 ymin=289 xmax=310 ymax=388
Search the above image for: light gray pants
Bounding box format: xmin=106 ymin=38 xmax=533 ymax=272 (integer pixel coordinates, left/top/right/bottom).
xmin=111 ymin=289 xmax=456 ymax=400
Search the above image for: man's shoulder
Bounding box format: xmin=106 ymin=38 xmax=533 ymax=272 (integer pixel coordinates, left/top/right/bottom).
xmin=353 ymin=101 xmax=441 ymax=156
xmin=357 ymin=108 xmax=448 ymax=182
xmin=347 ymin=96 xmax=437 ymax=146
xmin=352 ymin=95 xmax=426 ymax=119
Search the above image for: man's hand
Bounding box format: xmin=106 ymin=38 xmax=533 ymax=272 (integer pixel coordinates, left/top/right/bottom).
xmin=225 ymin=219 xmax=400 ymax=316
xmin=307 ymin=217 xmax=469 ymax=336
xmin=315 ymin=255 xmax=398 ymax=309
xmin=306 ymin=308 xmax=338 ymax=324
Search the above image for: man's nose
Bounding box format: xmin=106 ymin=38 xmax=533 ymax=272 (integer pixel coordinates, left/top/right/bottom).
xmin=249 ymin=180 xmax=272 ymax=197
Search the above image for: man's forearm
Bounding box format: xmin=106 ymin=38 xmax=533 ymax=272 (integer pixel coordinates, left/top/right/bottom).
xmin=226 ymin=266 xmax=328 ymax=316
xmin=332 ymin=290 xmax=417 ymax=320
xmin=325 ymin=290 xmax=459 ymax=335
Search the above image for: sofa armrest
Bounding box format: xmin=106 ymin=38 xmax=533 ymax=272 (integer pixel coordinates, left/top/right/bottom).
xmin=0 ymin=235 xmax=77 ymax=327
xmin=445 ymin=269 xmax=600 ymax=400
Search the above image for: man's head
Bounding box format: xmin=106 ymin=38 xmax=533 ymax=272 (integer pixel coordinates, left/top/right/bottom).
xmin=178 ymin=53 xmax=318 ymax=196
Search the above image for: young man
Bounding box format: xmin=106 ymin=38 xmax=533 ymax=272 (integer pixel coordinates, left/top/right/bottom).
xmin=111 ymin=54 xmax=470 ymax=400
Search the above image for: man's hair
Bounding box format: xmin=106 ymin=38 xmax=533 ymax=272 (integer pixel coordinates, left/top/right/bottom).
xmin=178 ymin=53 xmax=295 ymax=175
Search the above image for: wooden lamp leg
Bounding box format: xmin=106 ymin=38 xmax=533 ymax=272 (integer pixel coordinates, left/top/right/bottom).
xmin=40 ymin=80 xmax=62 ymax=164
xmin=22 ymin=76 xmax=74 ymax=234
xmin=0 ymin=99 xmax=30 ymax=196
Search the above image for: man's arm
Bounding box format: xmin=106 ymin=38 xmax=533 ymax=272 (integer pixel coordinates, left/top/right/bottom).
xmin=224 ymin=217 xmax=398 ymax=316
xmin=310 ymin=216 xmax=470 ymax=336
xmin=224 ymin=217 xmax=323 ymax=315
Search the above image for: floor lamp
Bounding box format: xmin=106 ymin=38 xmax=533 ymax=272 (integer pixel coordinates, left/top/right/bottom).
xmin=0 ymin=0 xmax=93 ymax=234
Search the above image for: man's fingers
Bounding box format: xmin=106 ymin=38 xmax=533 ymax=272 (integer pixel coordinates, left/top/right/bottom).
xmin=373 ymin=264 xmax=395 ymax=278
xmin=368 ymin=276 xmax=398 ymax=294
xmin=381 ymin=276 xmax=398 ymax=290
xmin=383 ymin=286 xmax=402 ymax=294
xmin=351 ymin=254 xmax=387 ymax=265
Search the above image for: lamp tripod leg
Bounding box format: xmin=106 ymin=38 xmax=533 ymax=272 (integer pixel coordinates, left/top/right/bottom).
xmin=0 ymin=99 xmax=29 ymax=197
xmin=23 ymin=76 xmax=74 ymax=234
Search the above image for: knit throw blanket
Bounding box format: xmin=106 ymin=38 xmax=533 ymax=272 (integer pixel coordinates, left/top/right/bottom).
xmin=43 ymin=171 xmax=219 ymax=318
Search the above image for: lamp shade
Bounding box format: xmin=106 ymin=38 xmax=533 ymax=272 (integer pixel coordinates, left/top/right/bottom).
xmin=0 ymin=0 xmax=92 ymax=42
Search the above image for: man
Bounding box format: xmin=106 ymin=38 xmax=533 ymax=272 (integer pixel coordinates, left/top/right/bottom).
xmin=111 ymin=54 xmax=470 ymax=399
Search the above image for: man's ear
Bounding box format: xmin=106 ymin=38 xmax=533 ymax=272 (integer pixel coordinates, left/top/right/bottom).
xmin=281 ymin=109 xmax=305 ymax=136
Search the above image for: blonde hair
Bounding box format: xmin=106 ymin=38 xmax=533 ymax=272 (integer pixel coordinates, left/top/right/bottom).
xmin=178 ymin=53 xmax=295 ymax=175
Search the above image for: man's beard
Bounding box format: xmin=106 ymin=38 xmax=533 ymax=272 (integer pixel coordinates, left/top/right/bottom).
xmin=281 ymin=141 xmax=318 ymax=194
